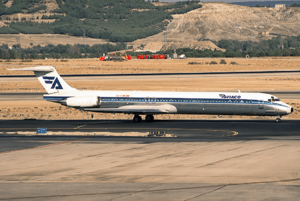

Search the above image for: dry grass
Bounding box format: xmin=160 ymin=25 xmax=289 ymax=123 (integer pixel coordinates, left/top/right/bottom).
xmin=1 ymin=76 xmax=300 ymax=92
xmin=1 ymin=57 xmax=300 ymax=75
xmin=0 ymin=34 xmax=113 ymax=48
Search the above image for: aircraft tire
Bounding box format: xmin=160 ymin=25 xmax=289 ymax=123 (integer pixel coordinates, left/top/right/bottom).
xmin=146 ymin=115 xmax=154 ymax=122
xmin=133 ymin=115 xmax=142 ymax=123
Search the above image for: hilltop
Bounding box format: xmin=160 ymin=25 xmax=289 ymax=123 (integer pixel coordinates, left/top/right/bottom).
xmin=132 ymin=3 xmax=300 ymax=44
xmin=129 ymin=3 xmax=300 ymax=52
xmin=0 ymin=0 xmax=201 ymax=42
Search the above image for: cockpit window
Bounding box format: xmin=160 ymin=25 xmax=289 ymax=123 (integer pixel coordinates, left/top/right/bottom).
xmin=269 ymin=97 xmax=280 ymax=102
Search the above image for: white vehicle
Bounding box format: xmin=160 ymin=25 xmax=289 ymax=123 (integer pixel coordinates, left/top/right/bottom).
xmin=179 ymin=54 xmax=186 ymax=59
xmin=10 ymin=66 xmax=293 ymax=123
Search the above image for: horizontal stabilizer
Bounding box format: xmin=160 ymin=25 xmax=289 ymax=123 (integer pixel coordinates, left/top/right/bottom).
xmin=8 ymin=66 xmax=55 ymax=72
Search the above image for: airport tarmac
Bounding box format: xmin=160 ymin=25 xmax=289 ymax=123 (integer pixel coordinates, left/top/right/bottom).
xmin=1 ymin=119 xmax=300 ymax=138
xmin=2 ymin=70 xmax=300 ymax=82
xmin=0 ymin=120 xmax=300 ymax=200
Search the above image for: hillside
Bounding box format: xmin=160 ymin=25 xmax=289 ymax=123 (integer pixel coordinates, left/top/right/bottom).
xmin=1 ymin=1 xmax=300 ymax=53
xmin=132 ymin=3 xmax=300 ymax=43
xmin=131 ymin=41 xmax=225 ymax=52
xmin=0 ymin=33 xmax=114 ymax=48
xmin=0 ymin=0 xmax=201 ymax=42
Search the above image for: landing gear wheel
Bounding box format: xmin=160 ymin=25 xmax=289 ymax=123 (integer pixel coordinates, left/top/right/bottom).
xmin=133 ymin=115 xmax=142 ymax=123
xmin=275 ymin=118 xmax=281 ymax=123
xmin=145 ymin=115 xmax=154 ymax=122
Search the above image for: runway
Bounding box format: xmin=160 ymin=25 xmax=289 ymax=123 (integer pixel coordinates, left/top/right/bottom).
xmin=2 ymin=69 xmax=300 ymax=78
xmin=1 ymin=119 xmax=300 ymax=140
xmin=2 ymin=70 xmax=300 ymax=82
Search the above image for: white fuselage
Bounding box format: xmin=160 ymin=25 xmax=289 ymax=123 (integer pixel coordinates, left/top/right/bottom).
xmin=44 ymin=90 xmax=293 ymax=117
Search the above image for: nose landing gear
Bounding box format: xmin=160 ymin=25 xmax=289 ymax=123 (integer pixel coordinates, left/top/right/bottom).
xmin=275 ymin=116 xmax=281 ymax=123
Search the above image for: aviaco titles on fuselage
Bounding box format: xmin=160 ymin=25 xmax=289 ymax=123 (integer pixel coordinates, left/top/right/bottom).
xmin=9 ymin=66 xmax=293 ymax=123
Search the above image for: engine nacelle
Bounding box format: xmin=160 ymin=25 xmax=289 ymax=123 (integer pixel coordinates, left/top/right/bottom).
xmin=66 ymin=97 xmax=100 ymax=108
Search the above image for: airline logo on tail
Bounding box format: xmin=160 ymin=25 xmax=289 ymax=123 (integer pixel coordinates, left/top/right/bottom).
xmin=43 ymin=76 xmax=63 ymax=89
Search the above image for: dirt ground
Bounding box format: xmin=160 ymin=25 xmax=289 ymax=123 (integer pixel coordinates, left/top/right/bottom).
xmin=2 ymin=76 xmax=300 ymax=92
xmin=0 ymin=34 xmax=114 ymax=48
xmin=132 ymin=3 xmax=300 ymax=43
xmin=1 ymin=57 xmax=300 ymax=75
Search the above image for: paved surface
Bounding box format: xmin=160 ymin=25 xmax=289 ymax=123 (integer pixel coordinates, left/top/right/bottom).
xmin=1 ymin=119 xmax=300 ymax=139
xmin=1 ymin=91 xmax=300 ymax=101
xmin=1 ymin=120 xmax=300 ymax=200
xmin=2 ymin=69 xmax=300 ymax=78
xmin=0 ymin=183 xmax=299 ymax=201
xmin=2 ymin=70 xmax=300 ymax=82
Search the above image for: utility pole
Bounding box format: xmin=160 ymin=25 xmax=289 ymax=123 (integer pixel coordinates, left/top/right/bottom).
xmin=164 ymin=27 xmax=168 ymax=43
xmin=280 ymin=31 xmax=284 ymax=49
xmin=247 ymin=36 xmax=251 ymax=51
xmin=83 ymin=29 xmax=86 ymax=45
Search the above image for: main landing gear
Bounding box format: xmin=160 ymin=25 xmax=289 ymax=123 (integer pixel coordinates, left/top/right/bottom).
xmin=133 ymin=115 xmax=142 ymax=122
xmin=133 ymin=114 xmax=154 ymax=122
xmin=145 ymin=115 xmax=154 ymax=122
xmin=275 ymin=116 xmax=281 ymax=123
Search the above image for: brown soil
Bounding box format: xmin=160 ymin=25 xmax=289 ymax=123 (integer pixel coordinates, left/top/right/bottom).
xmin=1 ymin=57 xmax=300 ymax=76
xmin=2 ymin=76 xmax=300 ymax=93
xmin=133 ymin=3 xmax=300 ymax=43
xmin=0 ymin=34 xmax=114 ymax=48
xmin=132 ymin=41 xmax=225 ymax=52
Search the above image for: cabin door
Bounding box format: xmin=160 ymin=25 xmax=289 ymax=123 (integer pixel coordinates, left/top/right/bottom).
xmin=258 ymin=100 xmax=264 ymax=109
xmin=145 ymin=97 xmax=150 ymax=104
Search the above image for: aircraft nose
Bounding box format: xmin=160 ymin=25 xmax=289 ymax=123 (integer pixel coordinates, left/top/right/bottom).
xmin=291 ymin=107 xmax=294 ymax=113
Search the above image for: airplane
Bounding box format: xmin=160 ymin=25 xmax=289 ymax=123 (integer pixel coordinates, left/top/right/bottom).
xmin=9 ymin=66 xmax=293 ymax=123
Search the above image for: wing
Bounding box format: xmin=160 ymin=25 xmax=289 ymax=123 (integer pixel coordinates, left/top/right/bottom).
xmin=85 ymin=104 xmax=177 ymax=114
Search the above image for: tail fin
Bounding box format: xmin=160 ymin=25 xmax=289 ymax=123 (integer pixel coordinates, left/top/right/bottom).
xmin=9 ymin=66 xmax=77 ymax=94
